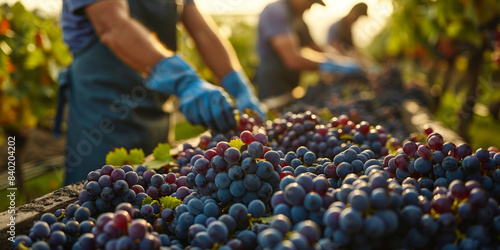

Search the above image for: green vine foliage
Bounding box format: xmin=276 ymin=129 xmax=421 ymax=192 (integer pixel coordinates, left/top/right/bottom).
xmin=367 ymin=0 xmax=499 ymax=63
xmin=0 ymin=2 xmax=72 ymax=137
xmin=366 ymin=0 xmax=500 ymax=143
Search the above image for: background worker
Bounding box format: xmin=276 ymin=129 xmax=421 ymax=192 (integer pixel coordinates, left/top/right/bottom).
xmin=255 ymin=0 xmax=363 ymax=108
xmin=326 ymin=2 xmax=368 ymax=57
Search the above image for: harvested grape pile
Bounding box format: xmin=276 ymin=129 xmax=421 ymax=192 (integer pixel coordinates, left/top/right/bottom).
xmin=10 ymin=112 xmax=500 ymax=250
xmin=280 ymin=68 xmax=417 ymax=143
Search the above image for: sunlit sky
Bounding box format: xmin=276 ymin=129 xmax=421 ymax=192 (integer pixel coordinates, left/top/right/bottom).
xmin=4 ymin=0 xmax=392 ymax=47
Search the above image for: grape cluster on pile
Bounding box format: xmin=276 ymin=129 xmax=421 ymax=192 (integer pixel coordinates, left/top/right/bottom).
xmin=10 ymin=111 xmax=500 ymax=250
xmin=282 ymin=67 xmax=411 ymax=142
xmin=265 ymin=111 xmax=394 ymax=159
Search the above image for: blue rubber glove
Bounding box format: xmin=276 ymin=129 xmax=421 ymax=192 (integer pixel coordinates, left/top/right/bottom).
xmin=319 ymin=59 xmax=363 ymax=75
xmin=146 ymin=55 xmax=236 ymax=132
xmin=221 ymin=70 xmax=266 ymax=119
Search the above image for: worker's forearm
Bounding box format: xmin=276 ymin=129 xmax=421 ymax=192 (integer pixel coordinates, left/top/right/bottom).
xmin=190 ymin=28 xmax=236 ymax=80
xmin=181 ymin=4 xmax=237 ymax=81
xmin=285 ymin=55 xmax=321 ymax=71
xmin=271 ymin=34 xmax=325 ymax=71
xmin=86 ymin=0 xmax=172 ymax=76
xmin=284 ymin=47 xmax=328 ymax=71
xmin=100 ymin=20 xmax=172 ymax=75
xmin=308 ymin=42 xmax=324 ymax=53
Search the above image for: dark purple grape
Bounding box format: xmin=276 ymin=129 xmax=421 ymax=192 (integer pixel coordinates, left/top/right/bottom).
xmin=87 ymin=171 xmax=100 ymax=182
xmin=254 ymin=132 xmax=268 ymax=145
xmin=442 ymin=142 xmax=457 ymax=157
xmin=283 ymin=183 xmax=306 ymax=206
xmin=40 ymin=213 xmax=58 ymax=225
xmin=100 ymin=165 xmax=115 ymax=176
xmin=125 ymin=171 xmax=139 ymax=186
xmin=394 ymin=154 xmax=409 ymax=169
xmin=150 ymin=174 xmax=166 ymax=188
xmin=256 ymin=161 xmax=274 ymax=179
xmin=215 ymin=142 xmax=230 ymax=156
xmin=431 ymin=194 xmax=451 ymax=214
xmin=146 ymin=186 xmax=159 ymax=199
xmin=86 ymin=181 xmax=101 ymax=196
xmin=142 ymin=170 xmax=156 ymax=184
xmin=224 ymin=147 xmax=241 ymax=164
xmin=113 ymin=179 xmax=129 ymax=195
xmin=295 ymin=220 xmax=320 ymax=243
xmin=339 ymin=207 xmax=363 ymax=233
xmin=98 ymin=175 xmax=113 ymax=188
xmin=74 ymin=207 xmax=91 ymax=222
xmin=32 ymin=221 xmax=50 ymax=239
xmin=128 ymin=219 xmax=148 ymax=240
xmin=427 ymin=133 xmax=443 ymax=151
xmin=402 ymin=141 xmax=417 ymax=156
xmin=417 ymin=145 xmax=431 ymax=158
xmin=462 ymin=156 xmax=480 ymax=173
xmin=110 ymin=168 xmax=126 ymax=182
xmin=474 ymin=148 xmax=490 ymax=162
xmin=456 ymin=143 xmax=473 ymax=159
xmin=194 ymin=158 xmax=210 ymax=175
xmin=248 ymin=141 xmax=264 ymax=159
xmin=240 ymin=130 xmax=255 ymax=144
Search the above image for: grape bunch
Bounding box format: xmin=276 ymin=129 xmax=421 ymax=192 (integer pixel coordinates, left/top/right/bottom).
xmin=11 ymin=207 xmax=93 ymax=250
xmin=384 ymin=132 xmax=500 ymax=200
xmin=78 ymin=164 xmax=140 ymax=214
xmin=173 ymin=143 xmax=205 ymax=171
xmin=186 ymin=200 xmax=268 ymax=249
xmin=320 ymin=170 xmax=500 ymax=248
xmin=280 ymin=146 xmax=331 ymax=178
xmin=73 ymin=202 xmax=176 ymax=250
xmin=271 ymin=173 xmax=332 ymax=225
xmin=12 ymin=201 xmax=99 ymax=249
xmin=183 ymin=131 xmax=281 ymax=208
xmin=192 ymin=112 xmax=264 ymax=151
xmin=161 ymin=195 xmax=222 ymax=240
xmin=81 ymin=161 xmax=194 ymax=214
xmin=256 ymin=215 xmax=321 ymax=249
xmin=265 ymin=111 xmax=394 ymax=159
xmin=139 ymin=169 xmax=190 ymax=201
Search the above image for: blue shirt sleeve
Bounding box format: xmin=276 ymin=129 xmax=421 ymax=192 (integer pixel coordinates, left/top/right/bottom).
xmin=259 ymin=2 xmax=291 ymax=40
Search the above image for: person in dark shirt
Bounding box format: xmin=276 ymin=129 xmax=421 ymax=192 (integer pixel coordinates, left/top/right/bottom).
xmin=327 ymin=2 xmax=368 ymax=55
xmin=255 ymin=0 xmax=362 ymax=108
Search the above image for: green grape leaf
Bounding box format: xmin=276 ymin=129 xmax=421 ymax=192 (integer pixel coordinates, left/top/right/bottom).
xmin=153 ymin=143 xmax=173 ymax=162
xmin=142 ymin=196 xmax=154 ymax=207
xmin=159 ymin=196 xmax=182 ymax=210
xmin=229 ymin=139 xmax=244 ymax=150
xmin=259 ymin=215 xmax=273 ymax=224
xmin=129 ymin=148 xmax=145 ymax=164
xmin=340 ymin=134 xmax=354 ymax=141
xmin=144 ymin=159 xmax=170 ymax=170
xmin=105 ymin=147 xmax=129 ymax=166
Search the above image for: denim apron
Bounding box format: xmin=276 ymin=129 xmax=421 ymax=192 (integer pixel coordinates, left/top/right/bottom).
xmin=57 ymin=0 xmax=179 ymax=185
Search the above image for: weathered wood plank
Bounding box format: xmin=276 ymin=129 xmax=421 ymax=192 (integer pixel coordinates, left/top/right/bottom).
xmin=0 ymin=182 xmax=83 ymax=246
xmin=401 ymin=100 xmax=466 ymax=145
